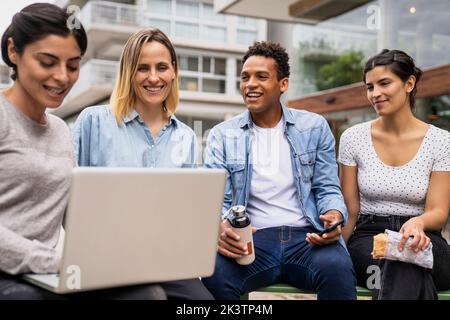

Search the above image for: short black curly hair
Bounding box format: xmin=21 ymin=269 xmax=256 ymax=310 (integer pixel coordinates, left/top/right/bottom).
xmin=242 ymin=41 xmax=290 ymax=80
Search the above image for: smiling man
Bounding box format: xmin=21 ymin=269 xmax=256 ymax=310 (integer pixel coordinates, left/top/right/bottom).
xmin=202 ymin=41 xmax=356 ymax=300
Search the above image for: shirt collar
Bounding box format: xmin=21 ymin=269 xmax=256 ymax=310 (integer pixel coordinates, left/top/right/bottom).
xmin=123 ymin=110 xmax=140 ymax=124
xmin=238 ymin=101 xmax=295 ymax=129
xmin=123 ymin=110 xmax=179 ymax=128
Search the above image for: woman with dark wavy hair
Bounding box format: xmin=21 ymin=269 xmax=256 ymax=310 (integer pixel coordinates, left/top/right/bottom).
xmin=339 ymin=49 xmax=450 ymax=299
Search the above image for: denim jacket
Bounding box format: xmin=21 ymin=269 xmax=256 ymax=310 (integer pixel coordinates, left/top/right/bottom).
xmin=204 ymin=103 xmax=348 ymax=234
xmin=72 ymin=106 xmax=197 ymax=168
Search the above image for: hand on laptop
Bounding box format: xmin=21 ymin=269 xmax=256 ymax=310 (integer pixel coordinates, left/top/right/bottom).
xmin=217 ymin=220 xmax=256 ymax=259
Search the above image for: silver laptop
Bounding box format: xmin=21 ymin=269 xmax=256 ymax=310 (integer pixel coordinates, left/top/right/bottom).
xmin=23 ymin=167 xmax=226 ymax=294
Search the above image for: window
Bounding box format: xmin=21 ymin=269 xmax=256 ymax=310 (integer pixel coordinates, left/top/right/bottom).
xmin=178 ymin=54 xmax=227 ymax=94
xmin=202 ymin=26 xmax=226 ymax=42
xmin=175 ymin=22 xmax=199 ymax=39
xmin=201 ymin=3 xmax=225 ymax=23
xmin=94 ymin=4 xmax=117 ymax=24
xmin=237 ymin=30 xmax=257 ymax=45
xmin=147 ymin=18 xmax=171 ymax=34
xmin=202 ymin=79 xmax=225 ymax=93
xmin=147 ymin=0 xmax=172 ymax=15
xmin=214 ymin=58 xmax=226 ymax=76
xmin=202 ymin=56 xmax=226 ymax=75
xmin=236 ymin=59 xmax=243 ymax=93
xmin=236 ymin=15 xmax=259 ymax=46
xmin=176 ymin=0 xmax=199 ymax=19
xmin=236 ymin=59 xmax=243 ymax=77
xmin=202 ymin=57 xmax=211 ymax=73
xmin=144 ymin=1 xmax=229 ymax=43
xmin=178 ymin=56 xmax=199 ymax=72
xmin=179 ymin=77 xmax=199 ymax=91
xmin=119 ymin=7 xmax=138 ymax=25
xmin=199 ymin=3 xmax=226 ymax=42
xmin=238 ymin=16 xmax=257 ymax=27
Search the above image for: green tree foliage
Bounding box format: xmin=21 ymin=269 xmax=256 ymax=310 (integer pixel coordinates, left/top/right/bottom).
xmin=315 ymin=51 xmax=364 ymax=91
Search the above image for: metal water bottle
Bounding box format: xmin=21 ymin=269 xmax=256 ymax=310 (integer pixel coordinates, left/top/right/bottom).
xmin=228 ymin=205 xmax=255 ymax=265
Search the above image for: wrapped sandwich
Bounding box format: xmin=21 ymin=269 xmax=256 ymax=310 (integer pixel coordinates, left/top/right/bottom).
xmin=372 ymin=229 xmax=433 ymax=269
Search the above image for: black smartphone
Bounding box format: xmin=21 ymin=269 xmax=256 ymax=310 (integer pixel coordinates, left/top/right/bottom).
xmin=318 ymin=219 xmax=344 ymax=236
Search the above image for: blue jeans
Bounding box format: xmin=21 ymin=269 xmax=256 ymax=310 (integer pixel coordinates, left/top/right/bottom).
xmin=202 ymin=226 xmax=356 ymax=300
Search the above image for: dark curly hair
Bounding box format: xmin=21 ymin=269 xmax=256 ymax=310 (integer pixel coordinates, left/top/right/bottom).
xmin=364 ymin=49 xmax=422 ymax=109
xmin=242 ymin=41 xmax=290 ymax=80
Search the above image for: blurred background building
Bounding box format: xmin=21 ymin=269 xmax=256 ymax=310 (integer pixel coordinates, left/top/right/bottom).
xmin=217 ymin=0 xmax=450 ymax=136
xmin=46 ymin=0 xmax=267 ymax=144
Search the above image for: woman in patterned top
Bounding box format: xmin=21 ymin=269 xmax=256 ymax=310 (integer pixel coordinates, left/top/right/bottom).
xmin=339 ymin=49 xmax=450 ymax=299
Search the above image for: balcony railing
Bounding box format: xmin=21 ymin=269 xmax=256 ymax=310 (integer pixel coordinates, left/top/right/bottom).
xmin=81 ymin=1 xmax=144 ymax=29
xmin=65 ymin=58 xmax=118 ymax=101
xmin=54 ymin=59 xmax=119 ymax=118
xmin=79 ymin=1 xmax=264 ymax=50
xmin=88 ymin=59 xmax=119 ymax=85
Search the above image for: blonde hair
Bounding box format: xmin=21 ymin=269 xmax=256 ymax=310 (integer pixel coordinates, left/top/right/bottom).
xmin=110 ymin=28 xmax=179 ymax=124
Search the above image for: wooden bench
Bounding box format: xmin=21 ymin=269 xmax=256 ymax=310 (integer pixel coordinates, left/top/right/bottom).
xmin=241 ymin=283 xmax=450 ymax=300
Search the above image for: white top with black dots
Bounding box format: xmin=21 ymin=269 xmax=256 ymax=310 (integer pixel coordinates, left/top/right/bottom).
xmin=338 ymin=121 xmax=450 ymax=217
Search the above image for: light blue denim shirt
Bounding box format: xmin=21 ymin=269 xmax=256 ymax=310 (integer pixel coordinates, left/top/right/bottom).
xmin=204 ymin=103 xmax=348 ymax=236
xmin=72 ymin=105 xmax=197 ymax=168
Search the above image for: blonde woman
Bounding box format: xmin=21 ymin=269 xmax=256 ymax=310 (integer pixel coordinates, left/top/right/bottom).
xmin=72 ymin=28 xmax=212 ymax=300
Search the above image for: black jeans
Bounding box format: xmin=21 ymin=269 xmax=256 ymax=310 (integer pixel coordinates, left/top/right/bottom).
xmin=347 ymin=214 xmax=450 ymax=300
xmin=0 ymin=274 xmax=213 ymax=300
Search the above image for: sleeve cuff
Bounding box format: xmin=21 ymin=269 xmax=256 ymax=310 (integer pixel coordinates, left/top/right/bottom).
xmin=321 ymin=200 xmax=348 ymax=225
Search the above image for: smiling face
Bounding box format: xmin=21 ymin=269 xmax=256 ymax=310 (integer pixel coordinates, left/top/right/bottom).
xmin=8 ymin=34 xmax=81 ymax=110
xmin=240 ymin=55 xmax=288 ymax=116
xmin=365 ymin=66 xmax=416 ymax=116
xmin=133 ymin=41 xmax=175 ymax=111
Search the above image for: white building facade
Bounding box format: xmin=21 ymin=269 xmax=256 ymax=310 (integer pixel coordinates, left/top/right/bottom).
xmin=52 ymin=0 xmax=267 ymax=144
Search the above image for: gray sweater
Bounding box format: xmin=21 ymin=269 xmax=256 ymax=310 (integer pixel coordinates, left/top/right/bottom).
xmin=0 ymin=92 xmax=74 ymax=274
